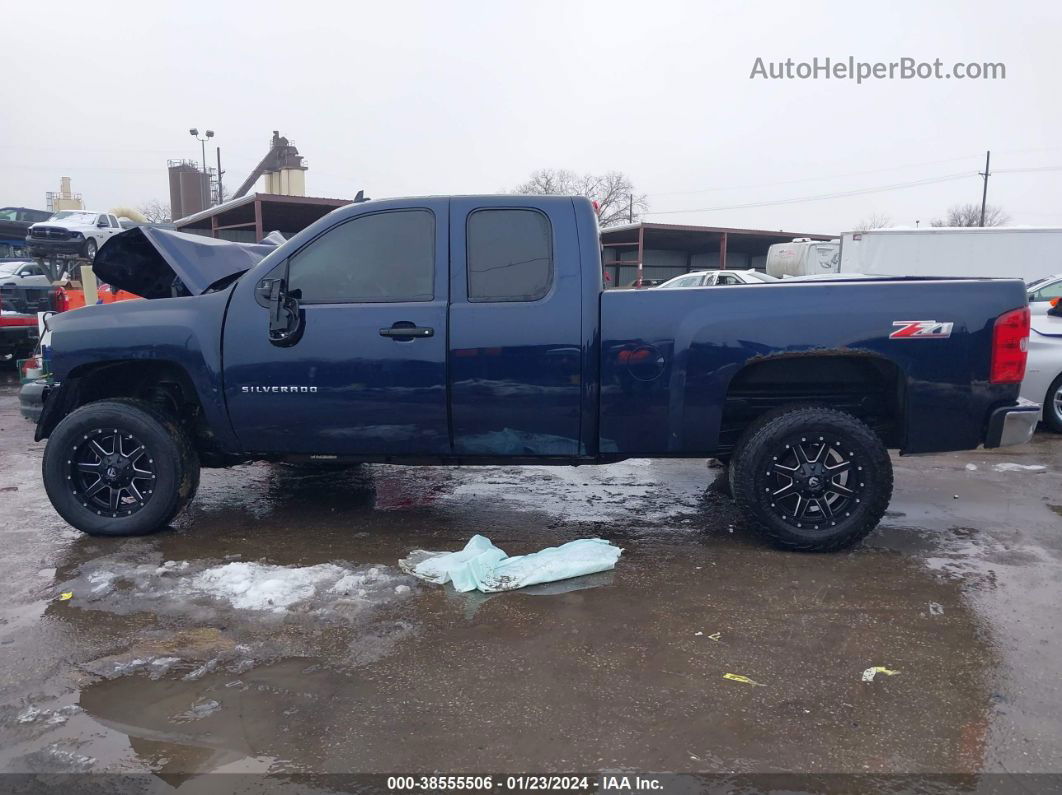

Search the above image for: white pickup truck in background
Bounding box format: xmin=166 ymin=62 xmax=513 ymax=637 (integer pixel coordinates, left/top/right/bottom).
xmin=25 ymin=211 xmax=124 ymax=262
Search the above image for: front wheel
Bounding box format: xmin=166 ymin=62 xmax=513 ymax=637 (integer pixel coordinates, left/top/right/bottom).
xmin=82 ymin=238 xmax=98 ymax=261
xmin=730 ymin=407 xmax=892 ymax=552
xmin=42 ymin=399 xmax=199 ymax=536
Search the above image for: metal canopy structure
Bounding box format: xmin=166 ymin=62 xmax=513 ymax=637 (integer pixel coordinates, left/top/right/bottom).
xmin=173 ymin=193 xmax=350 ymax=242
xmin=600 ymin=221 xmax=836 ymax=286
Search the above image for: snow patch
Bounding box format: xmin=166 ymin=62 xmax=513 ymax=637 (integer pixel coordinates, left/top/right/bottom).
xmin=62 ymin=556 xmax=413 ymax=619
xmin=16 ymin=705 xmax=81 ymax=726
xmin=172 ymin=699 xmax=221 ymax=723
xmin=992 ymin=463 xmax=1047 ymax=473
xmin=190 ymin=562 xmax=349 ymax=612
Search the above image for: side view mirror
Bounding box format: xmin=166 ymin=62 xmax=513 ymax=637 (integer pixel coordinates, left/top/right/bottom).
xmin=97 ymin=221 xmax=108 ymax=228
xmin=257 ymin=277 xmax=304 ymax=345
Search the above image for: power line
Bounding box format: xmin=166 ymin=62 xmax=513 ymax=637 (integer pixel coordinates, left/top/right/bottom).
xmin=646 ymin=153 xmax=986 ymax=198
xmin=994 ymin=165 xmax=1062 ymax=174
xmin=644 ymin=172 xmax=977 ymax=216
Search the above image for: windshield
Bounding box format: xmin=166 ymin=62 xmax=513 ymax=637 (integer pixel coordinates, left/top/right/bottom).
xmin=744 ymin=271 xmax=779 ymax=282
xmin=0 ymin=262 xmax=25 ymax=276
xmin=0 ymin=208 xmax=17 ymax=222
xmin=49 ymin=211 xmax=97 ymax=224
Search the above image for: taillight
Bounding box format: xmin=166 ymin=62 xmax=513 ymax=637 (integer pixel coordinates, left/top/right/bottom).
xmin=990 ymin=307 xmax=1030 ymax=384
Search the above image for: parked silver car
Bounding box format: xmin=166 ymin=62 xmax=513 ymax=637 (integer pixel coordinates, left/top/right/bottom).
xmin=655 ymin=269 xmax=778 ymax=288
xmin=1027 ymin=274 xmax=1062 ymax=315
xmin=0 ymin=260 xmax=50 ymax=287
xmin=1022 ymin=311 xmax=1062 ymax=432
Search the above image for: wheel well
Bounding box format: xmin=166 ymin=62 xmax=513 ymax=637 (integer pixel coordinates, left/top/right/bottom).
xmin=719 ymin=354 xmax=905 ymax=452
xmin=48 ymin=361 xmax=224 ymax=460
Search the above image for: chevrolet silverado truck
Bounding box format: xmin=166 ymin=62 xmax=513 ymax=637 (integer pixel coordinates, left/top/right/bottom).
xmin=20 ymin=196 xmax=1039 ymax=550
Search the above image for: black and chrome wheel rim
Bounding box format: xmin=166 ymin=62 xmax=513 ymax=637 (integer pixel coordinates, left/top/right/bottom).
xmin=763 ymin=435 xmax=864 ymax=530
xmin=1053 ymin=384 xmax=1062 ymax=424
xmin=67 ymin=428 xmax=156 ymax=517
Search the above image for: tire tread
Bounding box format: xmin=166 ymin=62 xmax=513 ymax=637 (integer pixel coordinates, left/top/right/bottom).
xmin=731 ymin=406 xmax=892 ymax=552
xmin=42 ymin=398 xmax=199 ymax=536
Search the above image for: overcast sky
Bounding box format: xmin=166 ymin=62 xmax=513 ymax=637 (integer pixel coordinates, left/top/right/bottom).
xmin=3 ymin=0 xmax=1060 ymax=233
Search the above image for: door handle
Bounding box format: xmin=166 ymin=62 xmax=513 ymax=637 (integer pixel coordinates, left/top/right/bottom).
xmin=379 ymin=324 xmax=434 ymax=339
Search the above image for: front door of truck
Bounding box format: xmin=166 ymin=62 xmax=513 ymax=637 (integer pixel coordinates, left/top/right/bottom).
xmin=222 ymin=200 xmax=451 ymax=455
xmin=447 ymin=197 xmax=585 ymax=456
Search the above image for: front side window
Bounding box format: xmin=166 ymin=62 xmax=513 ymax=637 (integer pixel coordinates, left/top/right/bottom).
xmin=467 ymin=209 xmax=552 ymax=302
xmin=716 ymin=273 xmax=742 ymax=285
xmin=288 ymin=210 xmax=435 ymax=304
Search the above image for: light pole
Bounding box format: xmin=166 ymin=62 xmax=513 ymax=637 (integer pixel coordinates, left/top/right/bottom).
xmin=189 ymin=128 xmax=214 ymax=210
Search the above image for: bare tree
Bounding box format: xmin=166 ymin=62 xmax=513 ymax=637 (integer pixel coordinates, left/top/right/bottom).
xmin=138 ymin=199 xmax=172 ymax=224
xmin=854 ymin=212 xmax=893 ymax=232
xmin=513 ymin=168 xmax=648 ymax=227
xmin=931 ymin=203 xmax=1009 ymax=227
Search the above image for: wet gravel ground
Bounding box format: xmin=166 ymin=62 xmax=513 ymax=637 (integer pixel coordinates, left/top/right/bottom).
xmin=0 ymin=371 xmax=1060 ymax=784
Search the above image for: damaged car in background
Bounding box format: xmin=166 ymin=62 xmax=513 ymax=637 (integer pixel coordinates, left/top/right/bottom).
xmin=20 ymin=196 xmax=1039 ymax=551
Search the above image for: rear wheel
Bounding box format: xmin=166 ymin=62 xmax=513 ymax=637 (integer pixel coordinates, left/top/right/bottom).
xmin=1044 ymin=374 xmax=1062 ymax=433
xmin=730 ymin=407 xmax=892 ymax=551
xmin=43 ymin=399 xmax=199 ymax=536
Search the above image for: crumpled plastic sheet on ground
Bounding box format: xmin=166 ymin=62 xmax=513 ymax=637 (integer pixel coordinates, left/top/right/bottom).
xmin=400 ymin=534 xmax=623 ymax=593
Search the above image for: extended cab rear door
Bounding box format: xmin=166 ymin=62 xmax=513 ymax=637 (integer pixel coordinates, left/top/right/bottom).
xmin=447 ymin=196 xmax=586 ymax=456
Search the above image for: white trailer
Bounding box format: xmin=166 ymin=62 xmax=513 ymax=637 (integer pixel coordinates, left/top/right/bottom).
xmin=838 ymin=227 xmax=1062 ymax=282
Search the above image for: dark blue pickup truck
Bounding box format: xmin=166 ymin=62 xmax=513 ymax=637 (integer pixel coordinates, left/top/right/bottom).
xmin=20 ymin=195 xmax=1039 ymax=550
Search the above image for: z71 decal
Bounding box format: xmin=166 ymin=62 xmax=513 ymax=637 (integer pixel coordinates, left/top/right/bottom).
xmin=889 ymin=320 xmax=954 ymax=339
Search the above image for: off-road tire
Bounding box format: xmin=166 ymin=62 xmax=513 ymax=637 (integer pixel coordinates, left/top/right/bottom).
xmin=43 ymin=399 xmax=199 ymax=536
xmin=1044 ymin=374 xmax=1062 ymax=433
xmin=730 ymin=406 xmax=892 ymax=552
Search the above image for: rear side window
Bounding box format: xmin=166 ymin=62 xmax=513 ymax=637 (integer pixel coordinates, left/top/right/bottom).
xmin=289 ymin=210 xmax=435 ymax=304
xmin=467 ymin=209 xmax=552 ymax=302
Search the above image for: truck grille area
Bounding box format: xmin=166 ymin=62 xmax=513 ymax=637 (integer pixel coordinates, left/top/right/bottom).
xmin=30 ymin=227 xmax=71 ymax=240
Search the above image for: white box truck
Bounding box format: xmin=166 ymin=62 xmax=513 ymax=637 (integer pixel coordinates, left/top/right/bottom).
xmin=838 ymin=227 xmax=1062 ymax=282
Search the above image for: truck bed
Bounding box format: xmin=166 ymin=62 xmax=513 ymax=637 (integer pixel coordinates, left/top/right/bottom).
xmin=599 ymin=277 xmax=1027 ymax=456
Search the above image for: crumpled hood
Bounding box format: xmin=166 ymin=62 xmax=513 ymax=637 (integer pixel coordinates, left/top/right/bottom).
xmin=93 ymin=227 xmax=280 ymax=299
